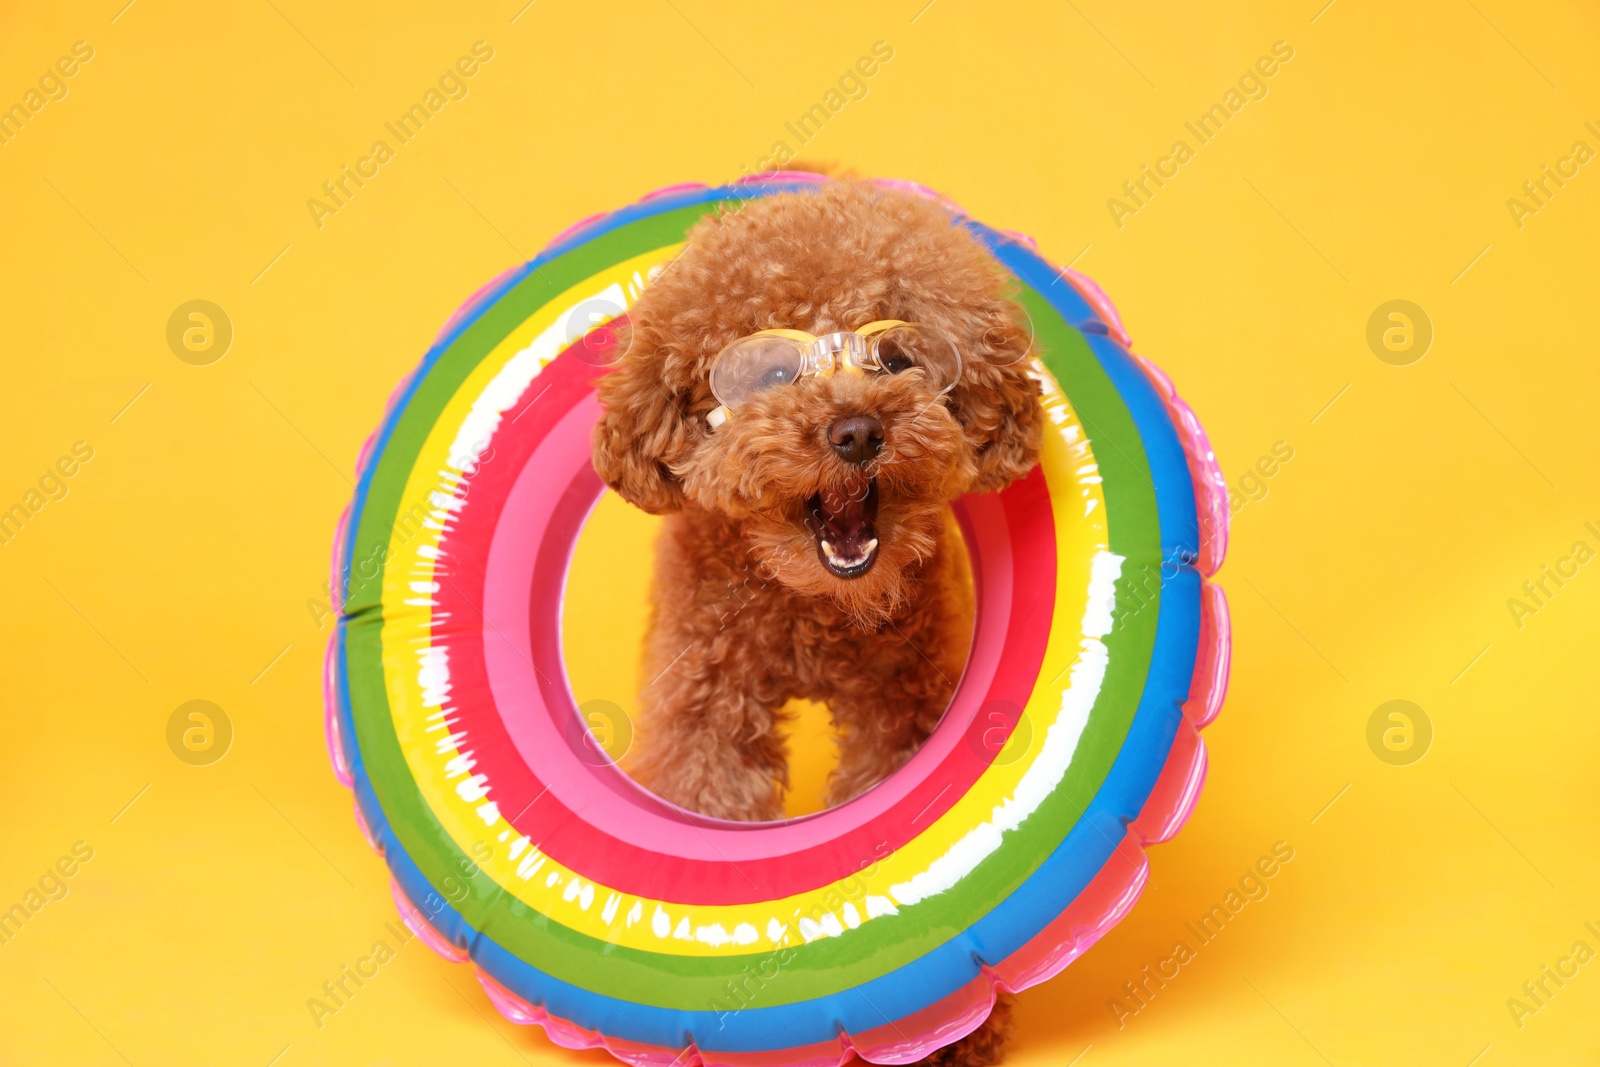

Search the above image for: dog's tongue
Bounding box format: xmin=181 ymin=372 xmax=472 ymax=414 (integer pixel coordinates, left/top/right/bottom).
xmin=808 ymin=479 xmax=880 ymax=577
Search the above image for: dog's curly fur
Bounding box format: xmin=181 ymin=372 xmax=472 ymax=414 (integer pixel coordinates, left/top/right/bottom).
xmin=592 ymin=180 xmax=1041 ymax=1067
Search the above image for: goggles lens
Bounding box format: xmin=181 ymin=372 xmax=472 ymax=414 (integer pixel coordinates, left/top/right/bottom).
xmin=709 ymin=333 xmax=810 ymax=411
xmin=867 ymin=323 xmax=962 ymax=394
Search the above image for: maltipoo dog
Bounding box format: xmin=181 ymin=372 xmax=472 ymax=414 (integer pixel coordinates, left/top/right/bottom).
xmin=591 ymin=179 xmax=1042 ymax=1067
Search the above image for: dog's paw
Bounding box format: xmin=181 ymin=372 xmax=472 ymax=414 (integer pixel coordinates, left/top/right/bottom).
xmin=908 ymin=994 xmax=1012 ymax=1067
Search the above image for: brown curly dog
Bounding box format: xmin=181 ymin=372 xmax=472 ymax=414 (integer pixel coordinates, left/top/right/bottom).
xmin=591 ymin=179 xmax=1041 ymax=1066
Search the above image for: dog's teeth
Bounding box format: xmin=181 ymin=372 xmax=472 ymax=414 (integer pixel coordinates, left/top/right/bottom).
xmin=863 ymin=538 xmax=878 ymax=555
xmin=821 ymin=540 xmax=837 ymax=560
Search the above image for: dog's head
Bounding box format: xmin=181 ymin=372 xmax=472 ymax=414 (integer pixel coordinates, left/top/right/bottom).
xmin=593 ymin=182 xmax=1042 ymax=626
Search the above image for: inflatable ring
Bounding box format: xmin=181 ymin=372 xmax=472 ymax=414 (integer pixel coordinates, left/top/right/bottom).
xmin=325 ymin=174 xmax=1231 ymax=1065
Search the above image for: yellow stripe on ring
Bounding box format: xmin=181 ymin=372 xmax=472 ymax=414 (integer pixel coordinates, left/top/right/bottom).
xmin=378 ymin=246 xmax=1112 ymax=955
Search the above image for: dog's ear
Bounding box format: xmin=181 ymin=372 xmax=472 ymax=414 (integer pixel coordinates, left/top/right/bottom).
xmin=592 ymin=321 xmax=697 ymax=514
xmin=951 ymin=303 xmax=1043 ymax=495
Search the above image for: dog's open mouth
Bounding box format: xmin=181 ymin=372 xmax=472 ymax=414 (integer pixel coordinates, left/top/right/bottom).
xmin=805 ymin=479 xmax=880 ymax=579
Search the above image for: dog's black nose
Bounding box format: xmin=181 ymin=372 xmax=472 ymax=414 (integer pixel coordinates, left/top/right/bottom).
xmin=828 ymin=415 xmax=884 ymax=465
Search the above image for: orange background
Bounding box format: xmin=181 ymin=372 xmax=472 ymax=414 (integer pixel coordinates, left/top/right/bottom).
xmin=2 ymin=1 xmax=1598 ymax=1064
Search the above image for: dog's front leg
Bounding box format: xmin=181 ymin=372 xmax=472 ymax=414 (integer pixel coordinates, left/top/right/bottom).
xmin=624 ymin=606 xmax=791 ymax=823
xmin=820 ymin=615 xmax=964 ymax=808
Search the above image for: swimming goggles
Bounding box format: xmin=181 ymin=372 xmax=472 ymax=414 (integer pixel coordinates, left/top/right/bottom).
xmin=706 ymin=320 xmax=961 ymax=429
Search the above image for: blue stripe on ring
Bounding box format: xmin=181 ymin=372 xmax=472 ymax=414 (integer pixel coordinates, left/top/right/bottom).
xmin=333 ymin=182 xmax=1203 ymax=1051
